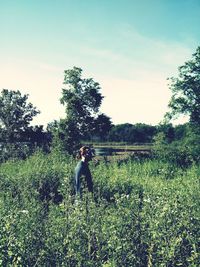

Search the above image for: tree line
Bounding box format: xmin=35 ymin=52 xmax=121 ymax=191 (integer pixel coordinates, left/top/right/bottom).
xmin=1 ymin=46 xmax=200 ymax=165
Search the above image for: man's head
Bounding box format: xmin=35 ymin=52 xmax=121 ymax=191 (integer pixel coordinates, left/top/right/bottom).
xmin=78 ymin=146 xmax=93 ymax=161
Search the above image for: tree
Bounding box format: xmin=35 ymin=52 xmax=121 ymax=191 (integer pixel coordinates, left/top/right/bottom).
xmin=174 ymin=123 xmax=188 ymax=140
xmin=156 ymin=123 xmax=175 ymax=143
xmin=108 ymin=123 xmax=157 ymax=143
xmin=0 ymin=89 xmax=40 ymax=139
xmin=0 ymin=89 xmax=40 ymax=161
xmin=92 ymin=113 xmax=112 ymax=141
xmin=133 ymin=123 xmax=157 ymax=143
xmin=59 ymin=67 xmax=110 ymax=154
xmin=154 ymin=46 xmax=200 ymax=166
xmin=165 ymin=46 xmax=200 ymax=125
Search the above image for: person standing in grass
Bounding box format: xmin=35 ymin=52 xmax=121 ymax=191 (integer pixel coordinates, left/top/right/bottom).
xmin=74 ymin=146 xmax=94 ymax=196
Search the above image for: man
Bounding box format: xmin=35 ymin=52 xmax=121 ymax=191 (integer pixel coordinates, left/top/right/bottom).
xmin=74 ymin=146 xmax=94 ymax=196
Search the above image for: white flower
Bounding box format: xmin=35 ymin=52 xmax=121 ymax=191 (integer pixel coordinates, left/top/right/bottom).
xmin=20 ymin=210 xmax=29 ymax=214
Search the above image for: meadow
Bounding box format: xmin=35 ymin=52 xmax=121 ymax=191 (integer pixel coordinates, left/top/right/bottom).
xmin=0 ymin=150 xmax=199 ymax=266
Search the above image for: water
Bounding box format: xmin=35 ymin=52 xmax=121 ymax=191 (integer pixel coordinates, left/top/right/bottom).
xmin=94 ymin=147 xmax=113 ymax=156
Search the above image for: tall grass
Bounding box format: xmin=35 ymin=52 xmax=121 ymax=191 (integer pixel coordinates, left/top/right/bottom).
xmin=0 ymin=151 xmax=199 ymax=266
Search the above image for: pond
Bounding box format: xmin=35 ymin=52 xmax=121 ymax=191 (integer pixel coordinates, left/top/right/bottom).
xmin=93 ymin=145 xmax=152 ymax=156
xmin=94 ymin=147 xmax=113 ymax=156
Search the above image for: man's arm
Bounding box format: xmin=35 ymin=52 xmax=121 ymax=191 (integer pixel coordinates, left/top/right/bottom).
xmin=75 ymin=162 xmax=82 ymax=195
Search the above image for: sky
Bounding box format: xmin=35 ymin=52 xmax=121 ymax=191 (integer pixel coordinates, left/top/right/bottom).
xmin=1 ymin=0 xmax=200 ymax=127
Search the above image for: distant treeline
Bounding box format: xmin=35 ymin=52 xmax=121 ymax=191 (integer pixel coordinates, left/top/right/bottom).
xmin=86 ymin=122 xmax=187 ymax=144
xmin=0 ymin=121 xmax=185 ymax=146
xmin=0 ymin=121 xmax=187 ymax=161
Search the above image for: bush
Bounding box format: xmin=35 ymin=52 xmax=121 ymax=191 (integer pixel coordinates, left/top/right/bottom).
xmin=153 ymin=130 xmax=200 ymax=167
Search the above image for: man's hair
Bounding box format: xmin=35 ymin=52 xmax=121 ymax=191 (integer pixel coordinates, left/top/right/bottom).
xmin=76 ymin=146 xmax=91 ymax=160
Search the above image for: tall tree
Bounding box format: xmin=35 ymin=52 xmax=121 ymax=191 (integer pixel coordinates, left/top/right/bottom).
xmin=59 ymin=67 xmax=110 ymax=154
xmin=165 ymin=46 xmax=200 ymax=125
xmin=154 ymin=47 xmax=200 ymax=166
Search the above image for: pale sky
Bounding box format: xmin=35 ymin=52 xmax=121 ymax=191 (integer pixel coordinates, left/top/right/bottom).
xmin=1 ymin=0 xmax=200 ymax=127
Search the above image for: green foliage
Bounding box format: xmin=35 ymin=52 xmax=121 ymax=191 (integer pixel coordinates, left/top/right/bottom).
xmin=159 ymin=46 xmax=200 ymax=167
xmin=165 ymin=46 xmax=200 ymax=125
xmin=153 ymin=124 xmax=200 ymax=167
xmin=0 ymin=89 xmax=42 ymax=162
xmin=89 ymin=113 xmax=113 ymax=142
xmin=0 ymin=89 xmax=39 ymax=134
xmin=0 ymin=152 xmax=199 ymax=266
xmin=108 ymin=123 xmax=157 ymax=143
xmin=57 ymin=67 xmax=111 ymax=154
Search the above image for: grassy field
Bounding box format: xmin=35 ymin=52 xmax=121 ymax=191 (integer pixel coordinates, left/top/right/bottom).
xmin=0 ymin=150 xmax=199 ymax=266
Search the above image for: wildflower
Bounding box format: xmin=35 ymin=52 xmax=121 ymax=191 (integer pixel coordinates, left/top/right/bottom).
xmin=20 ymin=210 xmax=29 ymax=214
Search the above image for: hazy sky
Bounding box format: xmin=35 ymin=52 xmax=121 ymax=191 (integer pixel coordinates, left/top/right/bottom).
xmin=1 ymin=0 xmax=200 ymax=126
